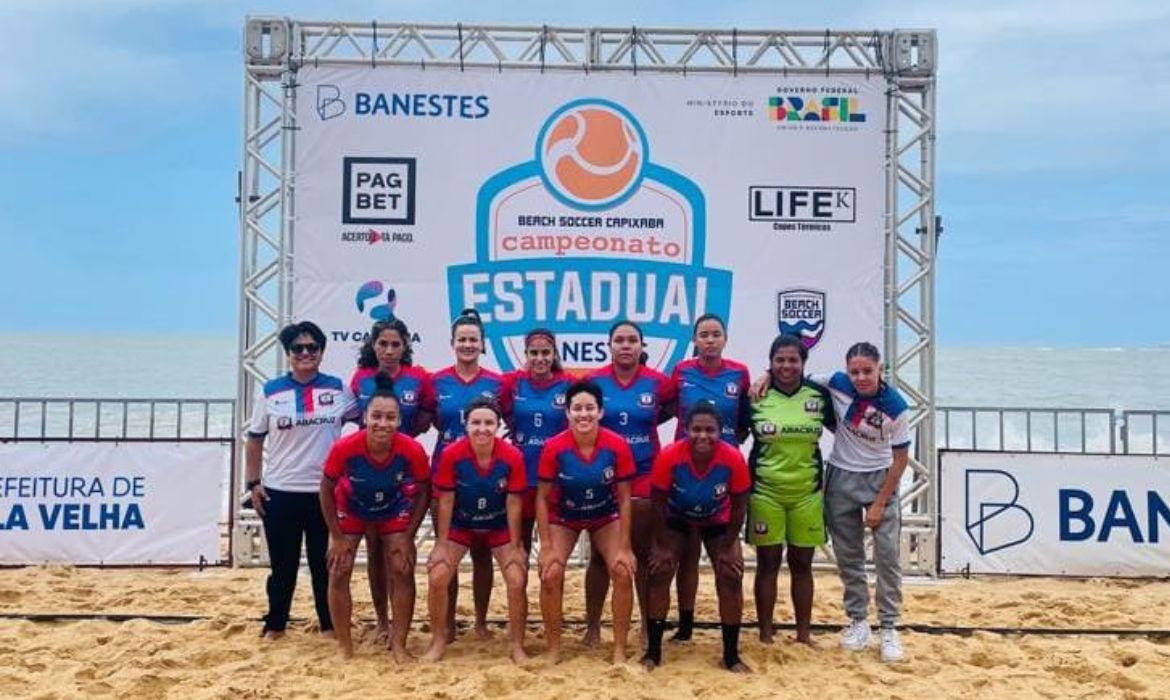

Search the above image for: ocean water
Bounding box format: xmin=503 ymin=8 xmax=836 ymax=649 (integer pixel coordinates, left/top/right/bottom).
xmin=2 ymin=333 xmax=1168 ymax=451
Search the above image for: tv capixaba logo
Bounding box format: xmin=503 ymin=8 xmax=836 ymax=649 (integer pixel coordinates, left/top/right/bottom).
xmin=328 ymin=281 xmax=424 ymax=346
xmin=447 ymin=99 xmax=732 ymax=373
xmin=777 ymin=289 xmax=825 ymax=350
xmin=748 ymin=186 xmax=856 ymax=233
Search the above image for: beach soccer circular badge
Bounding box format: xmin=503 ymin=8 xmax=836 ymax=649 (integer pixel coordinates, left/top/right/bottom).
xmin=448 ymin=98 xmax=732 ymax=374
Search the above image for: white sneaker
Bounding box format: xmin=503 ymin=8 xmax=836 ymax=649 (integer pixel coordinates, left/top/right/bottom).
xmin=839 ymin=619 xmax=871 ymax=651
xmin=879 ymin=627 xmax=904 ymax=662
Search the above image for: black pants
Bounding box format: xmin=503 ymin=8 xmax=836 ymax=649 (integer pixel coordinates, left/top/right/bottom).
xmin=260 ymin=488 xmax=331 ymax=632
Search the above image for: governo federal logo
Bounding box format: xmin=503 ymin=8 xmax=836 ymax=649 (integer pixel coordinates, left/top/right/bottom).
xmin=447 ymin=98 xmax=733 ymax=373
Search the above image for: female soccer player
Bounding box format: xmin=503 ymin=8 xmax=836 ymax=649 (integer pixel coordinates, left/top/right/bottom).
xmin=422 ymin=308 xmax=507 ymax=643
xmin=583 ymin=321 xmax=675 ymax=647
xmin=644 ymin=403 xmax=751 ymax=672
xmin=748 ymin=335 xmax=834 ymax=646
xmin=536 ymin=381 xmax=638 ymax=664
xmin=348 ymin=317 xmax=431 ymax=640
xmin=814 ymin=342 xmax=911 ymax=663
xmin=424 ymin=398 xmax=529 ymax=663
xmin=244 ymin=321 xmax=357 ymax=641
xmin=667 ymin=313 xmax=751 ymax=641
xmin=319 ymin=375 xmax=430 ymax=661
xmin=503 ymin=328 xmax=570 ymax=553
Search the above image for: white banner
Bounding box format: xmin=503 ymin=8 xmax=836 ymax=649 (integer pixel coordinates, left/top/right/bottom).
xmin=0 ymin=442 xmax=227 ymax=565
xmin=293 ymin=67 xmax=887 ymax=379
xmin=940 ymin=451 xmax=1170 ymax=577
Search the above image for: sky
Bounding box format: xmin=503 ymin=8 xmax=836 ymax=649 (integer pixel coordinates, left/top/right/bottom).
xmin=1 ymin=0 xmax=1167 ymax=345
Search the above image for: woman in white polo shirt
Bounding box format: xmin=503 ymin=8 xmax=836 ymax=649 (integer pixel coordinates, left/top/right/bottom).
xmin=244 ymin=321 xmax=357 ymax=639
xmin=811 ymin=342 xmax=911 ymax=663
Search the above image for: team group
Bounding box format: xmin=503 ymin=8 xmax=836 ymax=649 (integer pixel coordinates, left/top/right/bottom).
xmin=244 ymin=310 xmax=911 ymax=669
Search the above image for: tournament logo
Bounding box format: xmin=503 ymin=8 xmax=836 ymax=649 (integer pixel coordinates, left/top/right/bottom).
xmin=777 ymin=289 xmax=825 ymax=351
xmin=447 ymin=99 xmax=733 ymax=373
xmin=356 ymin=281 xmax=397 ymax=321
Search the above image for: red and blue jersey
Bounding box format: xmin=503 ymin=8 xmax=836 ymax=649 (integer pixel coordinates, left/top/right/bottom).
xmin=538 ymin=428 xmax=636 ymax=523
xmin=422 ymin=366 xmax=507 ymax=466
xmin=651 ymin=439 xmax=750 ymax=525
xmin=433 ymin=437 xmax=526 ymax=532
xmin=671 ymin=358 xmax=751 ymax=445
xmin=348 ymin=365 xmax=430 ymax=436
xmin=504 ymin=370 xmax=570 ymax=489
xmin=322 ymin=430 xmax=430 ymax=522
xmin=587 ymin=365 xmax=675 ymax=480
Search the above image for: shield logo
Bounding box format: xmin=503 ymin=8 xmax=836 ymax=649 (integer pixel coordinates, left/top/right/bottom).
xmin=401 ymin=390 xmax=417 ymax=404
xmin=318 ymin=392 xmax=334 ymax=406
xmin=777 ymin=289 xmax=826 ymax=351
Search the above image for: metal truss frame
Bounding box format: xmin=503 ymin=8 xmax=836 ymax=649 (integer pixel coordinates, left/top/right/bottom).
xmin=238 ymin=18 xmax=938 ymax=572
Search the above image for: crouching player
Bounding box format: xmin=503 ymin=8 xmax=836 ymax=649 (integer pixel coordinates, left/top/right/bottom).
xmin=319 ymin=376 xmax=430 ymax=661
xmin=536 ymin=380 xmax=638 ymax=664
xmin=424 ymin=398 xmax=530 ymax=663
xmin=643 ymin=402 xmax=752 ymax=672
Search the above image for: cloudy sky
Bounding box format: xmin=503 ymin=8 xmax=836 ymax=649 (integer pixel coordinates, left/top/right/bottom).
xmin=1 ymin=0 xmax=1166 ymax=344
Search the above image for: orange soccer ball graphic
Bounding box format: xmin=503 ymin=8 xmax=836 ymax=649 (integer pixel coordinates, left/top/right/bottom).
xmin=541 ymin=105 xmax=643 ymax=206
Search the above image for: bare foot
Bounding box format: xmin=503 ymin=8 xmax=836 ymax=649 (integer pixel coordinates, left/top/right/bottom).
xmin=791 ymin=634 xmax=817 ymax=648
xmin=546 ymin=644 xmax=562 ymax=665
xmin=446 ymin=622 xmax=457 ymax=644
xmin=581 ymin=626 xmax=601 ymax=648
xmin=421 ymin=641 xmax=445 ymax=663
xmin=338 ymin=643 xmax=354 ymax=660
xmin=375 ymin=620 xmax=391 ymax=645
xmin=758 ymin=627 xmax=775 ymax=645
xmin=319 ymin=630 xmax=335 ymax=639
xmin=390 ymin=641 xmax=413 ymax=665
xmin=474 ymin=624 xmax=494 ymax=641
xmin=262 ymin=630 xmax=286 ymax=641
xmin=611 ymin=645 xmax=627 ymax=665
xmin=639 ymin=654 xmax=658 ymax=671
xmin=510 ymin=645 xmax=531 ymax=664
xmin=721 ymin=659 xmax=752 ymax=674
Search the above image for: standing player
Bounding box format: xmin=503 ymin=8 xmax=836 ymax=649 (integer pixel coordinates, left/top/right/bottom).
xmin=584 ymin=320 xmax=676 ymax=647
xmin=503 ymin=328 xmax=570 ymax=553
xmin=421 ymin=308 xmax=507 ymax=643
xmin=348 ymin=317 xmax=431 ymax=641
xmin=644 ymin=403 xmax=751 ymax=672
xmin=667 ymin=313 xmax=751 ymax=641
xmin=813 ymin=342 xmax=911 ymax=663
xmin=748 ymin=335 xmax=834 ymax=646
xmin=424 ymin=398 xmax=529 ymax=663
xmin=536 ymin=380 xmax=638 ymax=664
xmin=319 ymin=375 xmax=430 ymax=661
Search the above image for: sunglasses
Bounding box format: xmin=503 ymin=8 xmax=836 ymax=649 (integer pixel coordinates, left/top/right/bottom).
xmin=290 ymin=343 xmax=321 ymax=355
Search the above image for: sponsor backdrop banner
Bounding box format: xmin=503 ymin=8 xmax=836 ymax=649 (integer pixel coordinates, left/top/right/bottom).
xmin=940 ymin=451 xmax=1170 ymax=577
xmin=295 ymin=67 xmax=886 ymax=380
xmin=0 ymin=442 xmax=227 ymax=565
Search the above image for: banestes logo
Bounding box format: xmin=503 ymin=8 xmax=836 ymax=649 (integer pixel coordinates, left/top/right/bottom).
xmin=447 ymin=99 xmax=732 ymax=373
xmin=965 ymin=469 xmax=1035 ymax=555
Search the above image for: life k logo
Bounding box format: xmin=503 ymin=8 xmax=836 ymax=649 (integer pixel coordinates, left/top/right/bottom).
xmin=317 ymin=84 xmax=345 ymax=120
xmin=965 ymin=469 xmax=1035 ymax=555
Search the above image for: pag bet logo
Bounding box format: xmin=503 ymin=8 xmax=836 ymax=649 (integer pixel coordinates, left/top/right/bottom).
xmin=448 ymin=99 xmax=732 ymax=372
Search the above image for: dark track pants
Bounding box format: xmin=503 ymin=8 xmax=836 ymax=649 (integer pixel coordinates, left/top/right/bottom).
xmin=260 ymin=488 xmax=331 ymax=632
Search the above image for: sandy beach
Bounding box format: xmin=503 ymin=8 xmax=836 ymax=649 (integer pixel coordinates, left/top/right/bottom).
xmin=1 ymin=565 xmax=1168 ymax=699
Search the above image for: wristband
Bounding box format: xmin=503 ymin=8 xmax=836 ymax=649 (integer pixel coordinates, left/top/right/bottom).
xmin=245 ymin=479 xmax=262 ymax=491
